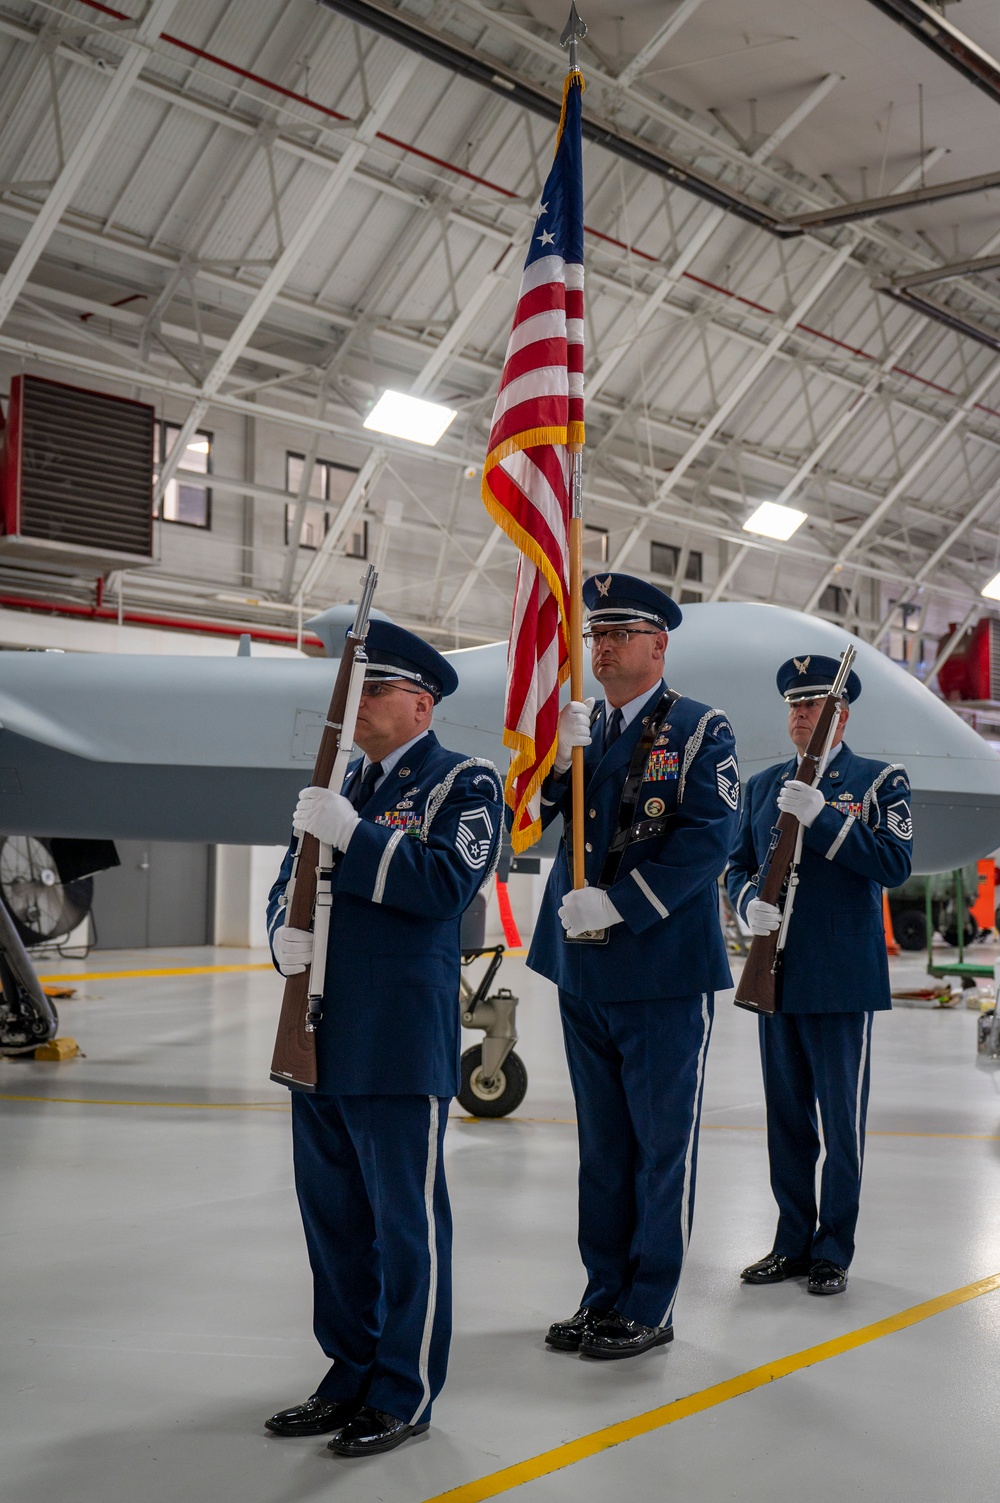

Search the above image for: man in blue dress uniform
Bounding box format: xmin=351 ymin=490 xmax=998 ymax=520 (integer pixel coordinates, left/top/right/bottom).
xmin=529 ymin=573 xmax=740 ymax=1359
xmin=727 ymin=654 xmax=912 ymax=1296
xmin=263 ymin=622 xmax=502 ymax=1456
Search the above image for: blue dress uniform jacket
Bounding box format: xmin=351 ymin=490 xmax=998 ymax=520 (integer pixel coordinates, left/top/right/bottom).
xmin=726 ymin=743 xmax=913 ymax=1270
xmin=267 ymin=731 xmax=503 ymax=1095
xmin=527 ymin=681 xmax=739 ymax=1329
xmin=726 ymin=744 xmax=913 ymax=1013
xmin=527 ymin=684 xmax=739 ymax=1001
xmin=266 ymin=730 xmax=501 ymax=1425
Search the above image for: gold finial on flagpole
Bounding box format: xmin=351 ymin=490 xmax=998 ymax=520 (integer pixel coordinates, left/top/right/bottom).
xmin=560 ymin=2 xmax=587 ymax=73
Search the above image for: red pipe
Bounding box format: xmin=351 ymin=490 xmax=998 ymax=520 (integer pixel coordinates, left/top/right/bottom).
xmin=0 ymin=591 xmax=323 ymax=649
xmin=70 ymin=2 xmax=1000 ymax=427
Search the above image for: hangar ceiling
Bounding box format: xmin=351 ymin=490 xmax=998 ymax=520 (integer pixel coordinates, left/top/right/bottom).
xmin=0 ymin=0 xmax=999 ymax=672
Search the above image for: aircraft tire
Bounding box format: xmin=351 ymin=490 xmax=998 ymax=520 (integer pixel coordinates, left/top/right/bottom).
xmin=457 ymin=1044 xmax=527 ymax=1118
xmin=893 ymin=907 xmax=926 ymax=951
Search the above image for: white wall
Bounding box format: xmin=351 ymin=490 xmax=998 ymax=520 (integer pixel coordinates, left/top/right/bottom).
xmin=214 ymin=844 xmax=286 ymax=948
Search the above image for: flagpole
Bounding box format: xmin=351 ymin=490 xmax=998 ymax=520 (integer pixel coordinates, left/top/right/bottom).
xmin=568 ymin=445 xmax=586 ymax=889
xmin=562 ymin=3 xmax=587 ymax=890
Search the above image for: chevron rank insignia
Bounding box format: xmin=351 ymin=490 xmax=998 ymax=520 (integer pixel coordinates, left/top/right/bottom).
xmin=455 ymin=806 xmax=495 ymax=869
xmin=886 ymin=798 xmax=912 ymax=840
xmin=716 ymin=754 xmax=740 ymax=810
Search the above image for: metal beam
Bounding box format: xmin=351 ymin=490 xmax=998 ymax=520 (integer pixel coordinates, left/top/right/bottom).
xmin=871 ymin=481 xmax=1000 ymax=646
xmin=875 ymin=251 xmax=1000 ymax=293
xmin=609 ymin=239 xmax=855 ymax=568
xmin=923 ymin=603 xmax=980 ymax=687
xmin=293 ymin=449 xmax=387 ymax=603
xmin=153 ymin=51 xmax=419 ymax=505
xmin=615 ymin=0 xmax=708 ymax=89
xmin=770 ymin=316 xmax=926 ymax=505
xmin=785 ymin=167 xmax=1000 ymax=231
xmin=410 ymin=236 xmax=526 ymax=398
xmin=588 ymin=73 xmax=843 ymax=406
xmin=440 ymin=528 xmax=503 ymax=623
xmin=802 ymin=356 xmax=1000 ymax=611
xmin=0 ymin=0 xmax=180 ymax=333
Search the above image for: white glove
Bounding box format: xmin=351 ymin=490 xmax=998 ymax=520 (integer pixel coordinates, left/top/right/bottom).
xmin=293 ymin=786 xmax=360 ymax=852
xmin=554 ymin=698 xmax=595 ymax=774
xmin=746 ymin=898 xmax=781 ymax=937
xmin=776 ymin=780 xmax=826 ymax=828
xmin=558 ymin=885 xmax=623 ymax=938
xmin=273 ymin=924 xmax=314 ymax=976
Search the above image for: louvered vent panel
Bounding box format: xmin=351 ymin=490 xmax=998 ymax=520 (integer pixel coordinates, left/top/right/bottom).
xmin=990 ymin=619 xmax=1000 ymax=702
xmin=13 ymin=376 xmax=153 ymax=558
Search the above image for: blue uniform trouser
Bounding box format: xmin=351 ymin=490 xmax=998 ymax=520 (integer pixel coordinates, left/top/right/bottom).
xmin=558 ymin=989 xmax=714 ymax=1329
xmin=760 ymin=1011 xmax=874 ymax=1270
xmin=290 ymin=1092 xmax=451 ymax=1426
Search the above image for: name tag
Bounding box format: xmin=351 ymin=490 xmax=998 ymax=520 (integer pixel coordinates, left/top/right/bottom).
xmin=646 ymin=749 xmax=678 ymax=781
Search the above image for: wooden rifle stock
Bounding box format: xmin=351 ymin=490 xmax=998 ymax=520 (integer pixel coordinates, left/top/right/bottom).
xmin=270 ymin=572 xmax=377 ymax=1089
xmin=733 ymin=648 xmax=856 ymax=1016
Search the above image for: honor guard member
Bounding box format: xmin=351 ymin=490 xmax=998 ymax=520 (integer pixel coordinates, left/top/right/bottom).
xmin=264 ymin=622 xmax=502 ymax=1456
xmin=727 ymin=654 xmax=912 ymax=1296
xmin=529 ymin=573 xmax=740 ymax=1359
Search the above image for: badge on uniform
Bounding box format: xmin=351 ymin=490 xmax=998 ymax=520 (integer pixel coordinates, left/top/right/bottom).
xmin=716 ymin=754 xmax=739 ymax=810
xmin=644 ymin=797 xmax=665 ymax=818
xmin=833 ymin=799 xmax=862 ymax=817
xmin=646 ymin=749 xmax=678 ymax=781
xmin=455 ymin=806 xmax=495 ymax=870
xmin=886 ymin=798 xmax=912 ymax=840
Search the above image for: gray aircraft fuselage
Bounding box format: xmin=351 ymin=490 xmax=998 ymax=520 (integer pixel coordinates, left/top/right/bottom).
xmin=0 ymin=601 xmax=996 ymax=874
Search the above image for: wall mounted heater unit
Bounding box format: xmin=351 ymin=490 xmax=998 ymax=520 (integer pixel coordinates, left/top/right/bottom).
xmin=0 ymin=374 xmax=154 ymax=572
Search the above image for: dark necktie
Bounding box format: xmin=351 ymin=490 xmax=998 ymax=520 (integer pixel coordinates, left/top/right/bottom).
xmin=604 ymin=708 xmax=624 ymax=752
xmin=349 ymin=760 xmax=383 ymax=809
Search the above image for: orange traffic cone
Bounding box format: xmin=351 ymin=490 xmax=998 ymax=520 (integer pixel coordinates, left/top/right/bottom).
xmin=883 ymin=891 xmax=901 ymax=955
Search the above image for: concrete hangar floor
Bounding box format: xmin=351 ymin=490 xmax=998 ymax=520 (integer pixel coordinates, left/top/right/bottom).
xmin=1 ymin=946 xmax=998 ymax=1503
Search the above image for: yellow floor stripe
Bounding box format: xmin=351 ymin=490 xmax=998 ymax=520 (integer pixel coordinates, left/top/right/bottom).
xmin=35 ymin=963 xmax=274 ymax=983
xmin=423 ymin=1271 xmax=1000 ymax=1503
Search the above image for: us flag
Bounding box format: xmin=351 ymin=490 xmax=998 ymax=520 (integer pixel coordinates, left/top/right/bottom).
xmin=481 ymin=70 xmax=584 ymax=852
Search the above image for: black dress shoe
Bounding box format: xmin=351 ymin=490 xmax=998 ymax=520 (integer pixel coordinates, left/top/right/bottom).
xmin=579 ymin=1311 xmax=674 ymax=1360
xmin=741 ymin=1252 xmax=812 ymax=1285
xmin=265 ymin=1394 xmax=362 ymax=1436
xmin=545 ymin=1305 xmax=613 ymax=1351
xmin=808 ymin=1260 xmax=848 ymax=1295
xmin=326 ymin=1405 xmax=429 ymax=1457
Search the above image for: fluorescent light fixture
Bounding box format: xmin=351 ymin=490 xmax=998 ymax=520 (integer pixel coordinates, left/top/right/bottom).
xmin=981 ymin=572 xmax=1000 ymax=600
xmin=363 ymin=390 xmax=457 ymax=446
xmin=743 ymin=501 xmax=807 ymax=541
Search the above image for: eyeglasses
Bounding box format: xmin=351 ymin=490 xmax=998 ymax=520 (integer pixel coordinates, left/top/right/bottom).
xmin=582 ymin=628 xmax=662 ymax=647
xmin=360 ymin=681 xmax=427 ymax=699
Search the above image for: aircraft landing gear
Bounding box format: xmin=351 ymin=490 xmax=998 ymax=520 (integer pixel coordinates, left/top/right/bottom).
xmin=0 ymin=893 xmax=59 ymax=1055
xmin=457 ymin=944 xmax=527 ymax=1117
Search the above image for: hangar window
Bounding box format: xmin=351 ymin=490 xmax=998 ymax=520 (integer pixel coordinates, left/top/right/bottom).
xmin=154 ymin=423 xmax=212 ymax=528
xmin=582 ymin=524 xmax=609 ymax=567
xmin=285 ymin=453 xmax=367 ymax=557
xmin=651 ymin=541 xmax=702 ymax=601
xmin=818 ymin=584 xmax=847 ymax=616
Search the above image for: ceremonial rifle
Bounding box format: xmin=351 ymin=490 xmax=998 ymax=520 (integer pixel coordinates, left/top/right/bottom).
xmin=733 ymin=646 xmax=857 ymax=1017
xmin=270 ymin=566 xmax=378 ymax=1090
